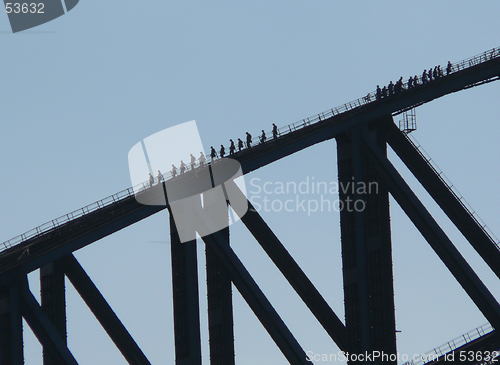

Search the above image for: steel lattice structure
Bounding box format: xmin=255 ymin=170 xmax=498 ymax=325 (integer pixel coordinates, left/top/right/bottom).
xmin=1 ymin=46 xmax=500 ymax=365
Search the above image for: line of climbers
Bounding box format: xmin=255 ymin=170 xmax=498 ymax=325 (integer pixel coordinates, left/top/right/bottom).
xmin=376 ymin=61 xmax=453 ymax=100
xmin=147 ymin=123 xmax=281 ymax=185
xmin=147 ymin=151 xmax=209 ymax=185
xmin=209 ymin=122 xmax=279 ymax=160
xmin=148 ymin=57 xmax=461 ymax=187
xmin=149 ymin=56 xmax=468 ymax=186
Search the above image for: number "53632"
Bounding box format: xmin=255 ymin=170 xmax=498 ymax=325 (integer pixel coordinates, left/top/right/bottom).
xmin=5 ymin=3 xmax=45 ymax=14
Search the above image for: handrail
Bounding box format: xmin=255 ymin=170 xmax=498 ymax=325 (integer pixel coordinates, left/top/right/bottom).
xmin=240 ymin=45 xmax=500 ymax=148
xmin=402 ymin=323 xmax=495 ymax=365
xmin=404 ymin=133 xmax=500 ymax=249
xmin=2 ymin=45 xmax=500 ymax=254
xmin=0 ymin=183 xmax=147 ymax=253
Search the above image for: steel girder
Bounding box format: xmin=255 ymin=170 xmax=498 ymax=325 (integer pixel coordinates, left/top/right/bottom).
xmin=62 ymin=254 xmax=151 ymax=365
xmin=200 ymin=230 xmax=309 ymax=365
xmin=385 ymin=121 xmax=500 ymax=280
xmin=362 ymin=124 xmax=500 ymax=330
xmin=336 ymin=125 xmax=397 ymax=361
xmin=169 ymin=212 xmax=202 ymax=365
xmin=234 ymin=198 xmax=347 ymax=351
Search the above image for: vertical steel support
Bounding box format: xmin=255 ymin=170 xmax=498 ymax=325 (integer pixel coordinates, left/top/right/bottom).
xmin=170 ymin=211 xmax=202 ymax=365
xmin=41 ymin=260 xmax=67 ymax=365
xmin=0 ymin=282 xmax=24 ymax=365
xmin=336 ymin=122 xmax=397 ymax=362
xmin=206 ymin=225 xmax=235 ymax=365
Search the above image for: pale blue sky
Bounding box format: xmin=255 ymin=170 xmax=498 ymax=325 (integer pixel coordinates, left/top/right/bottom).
xmin=1 ymin=1 xmax=500 ymax=364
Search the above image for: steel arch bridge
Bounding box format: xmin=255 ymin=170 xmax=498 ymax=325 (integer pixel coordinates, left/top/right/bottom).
xmin=1 ymin=46 xmax=500 ymax=365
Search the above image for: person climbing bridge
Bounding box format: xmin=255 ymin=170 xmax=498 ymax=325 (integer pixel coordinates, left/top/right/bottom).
xmin=229 ymin=139 xmax=235 ymax=155
xmin=246 ymin=132 xmax=252 ymax=148
xmin=198 ymin=152 xmax=206 ymax=167
xmin=272 ymin=123 xmax=278 ymax=139
xmin=260 ymin=130 xmax=266 ymax=144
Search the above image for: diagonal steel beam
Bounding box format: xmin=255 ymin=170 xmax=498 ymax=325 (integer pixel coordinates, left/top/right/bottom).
xmin=361 ymin=128 xmax=500 ymax=329
xmin=19 ymin=277 xmax=79 ymax=365
xmin=61 ymin=254 xmax=151 ymax=365
xmin=235 ymin=197 xmax=346 ymax=351
xmin=200 ymin=229 xmax=310 ymax=365
xmin=385 ymin=120 xmax=500 ymax=280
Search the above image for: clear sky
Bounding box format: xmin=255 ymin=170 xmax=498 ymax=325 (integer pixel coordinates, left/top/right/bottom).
xmin=1 ymin=1 xmax=500 ymax=364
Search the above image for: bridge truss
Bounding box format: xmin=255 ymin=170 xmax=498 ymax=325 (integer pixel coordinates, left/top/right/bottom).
xmin=1 ymin=46 xmax=500 ymax=365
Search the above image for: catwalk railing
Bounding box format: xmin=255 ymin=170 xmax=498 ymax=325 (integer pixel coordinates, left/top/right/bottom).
xmin=403 ymin=132 xmax=500 ymax=249
xmin=1 ymin=45 xmax=500 ymax=254
xmin=402 ymin=323 xmax=495 ymax=365
xmin=242 ymin=45 xmax=500 ymax=147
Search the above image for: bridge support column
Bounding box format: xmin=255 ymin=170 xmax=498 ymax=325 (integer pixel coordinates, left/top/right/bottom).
xmin=20 ymin=277 xmax=78 ymax=365
xmin=170 ymin=211 xmax=202 ymax=365
xmin=41 ymin=260 xmax=67 ymax=365
xmin=206 ymin=225 xmax=235 ymax=365
xmin=336 ymin=122 xmax=397 ymax=362
xmin=0 ymin=282 xmax=24 ymax=365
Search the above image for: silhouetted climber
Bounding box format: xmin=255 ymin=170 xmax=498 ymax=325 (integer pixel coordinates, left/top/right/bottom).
xmin=229 ymin=139 xmax=235 ymax=155
xmin=438 ymin=65 xmax=443 ymax=77
xmin=395 ymin=77 xmax=403 ymax=93
xmin=157 ymin=170 xmax=163 ymax=183
xmin=246 ymin=132 xmax=252 ymax=148
xmin=149 ymin=173 xmax=154 ymax=187
xmin=414 ymin=75 xmax=419 ymax=86
xmin=382 ymin=86 xmax=388 ymax=98
xmin=272 ymin=123 xmax=278 ymax=139
xmin=238 ymin=138 xmax=244 ymax=151
xmin=260 ymin=130 xmax=266 ymax=144
xmin=388 ymin=81 xmax=394 ymax=96
xmin=220 ymin=145 xmax=225 ymax=158
xmin=428 ymin=67 xmax=433 ymax=81
xmin=447 ymin=61 xmax=452 ymax=75
xmin=210 ymin=146 xmax=217 ymax=160
xmin=171 ymin=164 xmax=177 ymax=177
xmin=433 ymin=67 xmax=438 ymax=79
xmin=180 ymin=160 xmax=186 ymax=174
xmin=190 ymin=153 xmax=196 ymax=170
xmin=408 ymin=76 xmax=414 ymax=88
xmin=376 ymin=85 xmax=382 ymax=100
xmin=199 ymin=152 xmax=206 ymax=167
xmin=422 ymin=70 xmax=428 ymax=84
